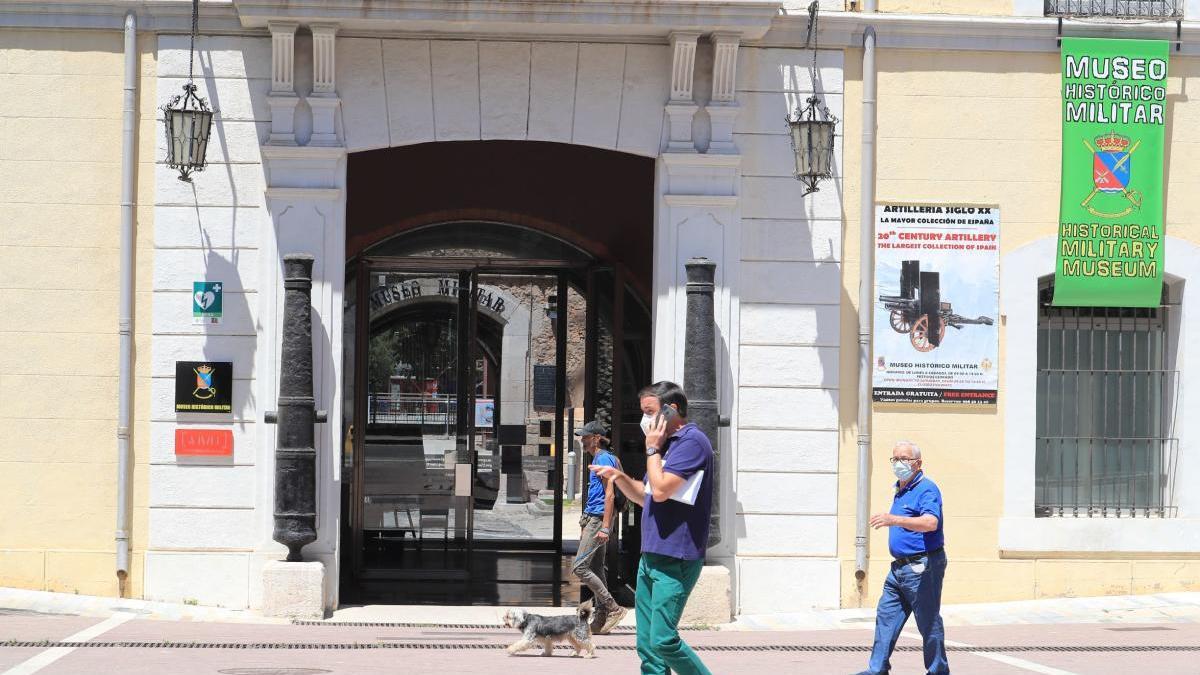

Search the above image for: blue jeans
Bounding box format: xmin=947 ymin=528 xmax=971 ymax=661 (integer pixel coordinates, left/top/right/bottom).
xmin=866 ymin=549 xmax=949 ymax=675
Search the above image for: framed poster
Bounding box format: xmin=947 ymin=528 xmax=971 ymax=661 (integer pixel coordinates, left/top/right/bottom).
xmin=872 ymin=203 xmax=999 ymax=405
xmin=174 ymin=361 xmax=233 ymax=414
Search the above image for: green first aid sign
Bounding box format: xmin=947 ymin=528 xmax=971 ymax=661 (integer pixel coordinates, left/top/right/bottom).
xmin=1055 ymin=38 xmax=1168 ymax=308
xmin=193 ymin=281 xmax=223 ymax=324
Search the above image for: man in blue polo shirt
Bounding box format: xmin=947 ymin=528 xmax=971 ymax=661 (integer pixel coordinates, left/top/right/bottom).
xmin=571 ymin=420 xmax=626 ymax=634
xmin=590 ymin=381 xmax=714 ymax=675
xmin=857 ymin=440 xmax=948 ymax=675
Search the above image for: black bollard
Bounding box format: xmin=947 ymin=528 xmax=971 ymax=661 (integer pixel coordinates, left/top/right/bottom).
xmin=267 ymin=254 xmax=325 ymax=562
xmin=684 ymin=257 xmax=721 ymax=548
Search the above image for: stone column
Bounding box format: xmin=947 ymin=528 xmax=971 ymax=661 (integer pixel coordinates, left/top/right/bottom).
xmin=684 ymin=257 xmax=720 ymax=547
xmin=271 ymin=254 xmax=321 ymax=562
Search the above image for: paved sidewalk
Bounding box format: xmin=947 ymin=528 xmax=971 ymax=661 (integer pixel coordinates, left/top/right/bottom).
xmin=4 ymin=586 xmax=1200 ymax=632
xmin=0 ymin=588 xmax=283 ymax=624
xmin=5 ymin=587 xmax=1200 ymax=673
xmin=3 ymin=610 xmax=1200 ymax=674
xmin=732 ymin=591 xmax=1200 ymax=631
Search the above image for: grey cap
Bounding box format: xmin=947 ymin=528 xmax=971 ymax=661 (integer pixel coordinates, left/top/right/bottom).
xmin=573 ymin=421 xmax=607 ymax=437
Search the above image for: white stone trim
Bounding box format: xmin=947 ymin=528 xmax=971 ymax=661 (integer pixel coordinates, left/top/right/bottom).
xmin=263 ymin=187 xmax=343 ymax=201
xmin=665 ymin=32 xmax=701 ymax=152
xmin=266 ymin=94 xmax=300 ymax=146
xmin=999 ymin=235 xmax=1200 ymax=554
xmin=310 ymin=24 xmax=339 ymax=95
xmin=669 ymin=32 xmax=700 ymax=102
xmin=771 ymin=11 xmax=1200 ymax=54
xmin=308 ymin=98 xmax=342 ymax=147
xmin=710 ymin=33 xmax=740 ymax=104
xmin=654 ymin=151 xmax=742 ymax=562
xmin=234 ymin=1 xmax=780 ymax=40
xmin=664 ymin=194 xmax=740 ymax=208
xmin=1013 ymin=0 xmax=1044 ymax=17
xmin=269 ymin=21 xmax=299 ymax=93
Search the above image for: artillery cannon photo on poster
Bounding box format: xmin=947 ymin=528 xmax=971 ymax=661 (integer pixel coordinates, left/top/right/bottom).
xmin=879 ymin=260 xmax=994 ymax=352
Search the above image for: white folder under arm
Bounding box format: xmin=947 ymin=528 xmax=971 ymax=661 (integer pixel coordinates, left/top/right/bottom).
xmin=644 ymin=469 xmax=705 ymax=506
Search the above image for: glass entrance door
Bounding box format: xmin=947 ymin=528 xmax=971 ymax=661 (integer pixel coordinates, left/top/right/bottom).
xmin=354 ymin=267 xmax=477 ymax=580
xmin=351 ymin=262 xmax=576 ymax=594
xmin=344 ymin=246 xmax=653 ymax=608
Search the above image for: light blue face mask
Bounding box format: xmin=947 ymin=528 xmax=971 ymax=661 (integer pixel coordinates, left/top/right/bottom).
xmin=892 ymin=459 xmax=916 ymax=481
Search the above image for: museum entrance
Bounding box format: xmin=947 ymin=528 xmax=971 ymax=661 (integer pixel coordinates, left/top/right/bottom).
xmin=340 ymin=223 xmax=651 ymax=606
xmin=339 ymin=141 xmax=655 ymax=606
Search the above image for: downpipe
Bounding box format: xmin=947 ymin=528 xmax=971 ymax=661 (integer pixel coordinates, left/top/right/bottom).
xmin=854 ymin=2 xmax=878 ymax=594
xmin=116 ymin=9 xmax=138 ymax=596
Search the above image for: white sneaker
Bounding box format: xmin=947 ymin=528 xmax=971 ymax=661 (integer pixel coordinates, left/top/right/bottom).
xmin=596 ymin=604 xmax=627 ymax=634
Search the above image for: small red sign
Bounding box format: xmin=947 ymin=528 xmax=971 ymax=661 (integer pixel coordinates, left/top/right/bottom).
xmin=175 ymin=429 xmax=233 ymax=456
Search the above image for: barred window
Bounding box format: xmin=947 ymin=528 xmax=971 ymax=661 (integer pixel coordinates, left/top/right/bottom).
xmin=1044 ymin=1 xmax=1183 ymax=19
xmin=1035 ymin=277 xmax=1180 ymax=518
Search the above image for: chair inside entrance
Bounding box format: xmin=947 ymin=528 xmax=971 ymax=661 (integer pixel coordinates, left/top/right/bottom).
xmin=362 ymin=423 xmax=460 ymax=568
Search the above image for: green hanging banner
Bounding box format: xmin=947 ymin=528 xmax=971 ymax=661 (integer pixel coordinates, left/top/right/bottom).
xmin=1054 ymin=37 xmax=1168 ymax=308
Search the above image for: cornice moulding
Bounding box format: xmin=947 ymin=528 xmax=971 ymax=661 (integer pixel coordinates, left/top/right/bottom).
xmin=232 ymin=0 xmax=781 ymax=41
xmin=260 ymin=145 xmax=346 ymax=161
xmin=264 ymin=187 xmax=342 ymax=202
xmin=765 ymin=11 xmax=1200 ymax=54
xmin=662 ymin=153 xmax=742 ymax=169
xmin=0 ymin=1 xmax=245 ymax=32
xmin=664 ymin=194 xmax=740 ymax=207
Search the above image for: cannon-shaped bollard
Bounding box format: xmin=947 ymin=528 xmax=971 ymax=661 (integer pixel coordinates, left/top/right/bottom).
xmin=264 ymin=254 xmax=327 ymax=562
xmin=684 ymin=257 xmax=721 ymax=548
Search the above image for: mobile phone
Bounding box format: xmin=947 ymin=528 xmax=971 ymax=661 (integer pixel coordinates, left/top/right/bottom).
xmin=655 ymin=405 xmax=678 ymax=426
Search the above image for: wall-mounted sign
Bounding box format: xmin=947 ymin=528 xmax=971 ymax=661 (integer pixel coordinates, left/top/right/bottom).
xmin=175 ymin=428 xmax=233 ymax=456
xmin=873 ymin=203 xmax=1000 ymax=405
xmin=475 ymin=398 xmax=495 ymax=427
xmin=174 ymin=361 xmax=233 ymax=413
xmin=367 ymin=278 xmax=513 ymax=323
xmin=1055 ymin=38 xmax=1168 ymax=307
xmin=532 ymin=364 xmax=556 ymax=408
xmin=193 ymin=281 xmax=223 ymax=324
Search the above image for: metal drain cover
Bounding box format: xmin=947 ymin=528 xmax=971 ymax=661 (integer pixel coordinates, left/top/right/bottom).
xmin=218 ymin=670 xmax=332 ymax=675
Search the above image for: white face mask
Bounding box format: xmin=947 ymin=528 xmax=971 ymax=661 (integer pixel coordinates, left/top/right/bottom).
xmin=892 ymin=459 xmax=916 ymax=482
xmin=639 ymin=414 xmax=654 ymax=436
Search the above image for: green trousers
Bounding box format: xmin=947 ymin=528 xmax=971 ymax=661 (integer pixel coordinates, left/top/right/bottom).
xmin=635 ymin=553 xmax=712 ymax=675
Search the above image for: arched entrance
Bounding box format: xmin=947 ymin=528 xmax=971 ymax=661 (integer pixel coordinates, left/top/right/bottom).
xmin=340 ymin=142 xmax=654 ymax=607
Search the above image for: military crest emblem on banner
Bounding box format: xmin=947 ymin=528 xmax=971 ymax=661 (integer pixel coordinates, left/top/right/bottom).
xmin=1081 ymin=131 xmax=1142 ymax=219
xmin=193 ymin=364 xmax=217 ymax=400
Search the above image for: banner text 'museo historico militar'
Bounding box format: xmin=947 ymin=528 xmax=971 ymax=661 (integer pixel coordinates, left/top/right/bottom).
xmin=1055 ymin=38 xmax=1167 ymax=308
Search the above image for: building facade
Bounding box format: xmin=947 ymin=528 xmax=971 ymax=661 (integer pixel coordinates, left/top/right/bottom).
xmin=1 ymin=0 xmax=1197 ymax=616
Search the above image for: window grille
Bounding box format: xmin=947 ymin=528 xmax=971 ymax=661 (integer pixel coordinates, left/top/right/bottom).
xmin=1044 ymin=1 xmax=1183 ymax=19
xmin=1034 ymin=278 xmax=1179 ymax=518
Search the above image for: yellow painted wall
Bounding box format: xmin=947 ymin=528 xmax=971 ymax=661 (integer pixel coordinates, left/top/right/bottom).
xmin=0 ymin=29 xmax=155 ymax=598
xmin=877 ymin=1 xmax=1014 ymax=15
xmin=838 ymin=47 xmax=1200 ymax=608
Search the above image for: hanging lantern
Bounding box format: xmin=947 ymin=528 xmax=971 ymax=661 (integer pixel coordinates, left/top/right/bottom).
xmin=163 ymin=83 xmax=213 ymax=182
xmin=161 ymin=0 xmax=213 ymax=182
xmin=786 ymin=95 xmax=837 ymax=196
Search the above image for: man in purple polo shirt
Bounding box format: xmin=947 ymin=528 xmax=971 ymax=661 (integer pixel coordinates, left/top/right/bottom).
xmin=590 ymin=381 xmax=714 ymax=675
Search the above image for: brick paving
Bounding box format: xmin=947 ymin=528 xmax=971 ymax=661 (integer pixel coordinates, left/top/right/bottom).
xmin=4 ymin=613 xmax=1200 ymax=674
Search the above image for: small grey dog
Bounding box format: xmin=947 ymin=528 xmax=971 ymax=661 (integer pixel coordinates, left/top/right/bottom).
xmin=502 ymin=605 xmax=596 ymax=658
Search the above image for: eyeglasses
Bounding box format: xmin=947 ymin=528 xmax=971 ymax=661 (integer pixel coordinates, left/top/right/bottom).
xmin=889 ymin=457 xmax=917 ymax=463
